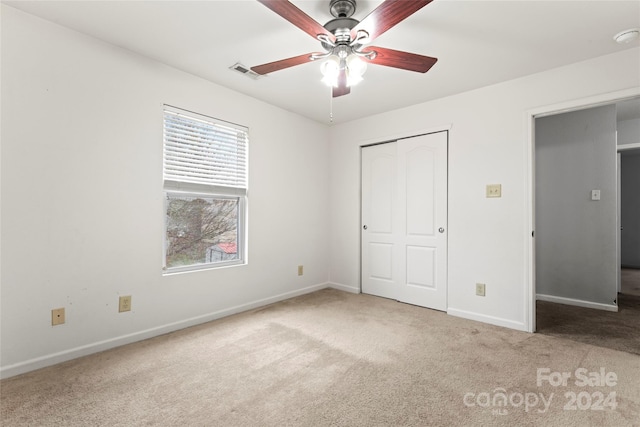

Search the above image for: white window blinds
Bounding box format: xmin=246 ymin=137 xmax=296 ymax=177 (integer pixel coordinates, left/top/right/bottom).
xmin=163 ymin=106 xmax=248 ymax=190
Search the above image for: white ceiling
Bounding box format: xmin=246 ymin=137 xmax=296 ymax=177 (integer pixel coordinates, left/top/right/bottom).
xmin=4 ymin=0 xmax=640 ymax=124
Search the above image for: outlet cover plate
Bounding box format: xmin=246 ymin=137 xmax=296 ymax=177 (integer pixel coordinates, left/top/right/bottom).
xmin=486 ymin=184 xmax=502 ymax=198
xmin=476 ymin=283 xmax=486 ymax=297
xmin=119 ymin=295 xmax=132 ymax=312
xmin=52 ymin=308 xmax=65 ymax=326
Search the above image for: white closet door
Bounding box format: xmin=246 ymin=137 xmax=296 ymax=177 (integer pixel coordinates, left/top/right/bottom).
xmin=361 ymin=132 xmax=448 ymax=311
xmin=361 ymin=142 xmax=398 ymax=300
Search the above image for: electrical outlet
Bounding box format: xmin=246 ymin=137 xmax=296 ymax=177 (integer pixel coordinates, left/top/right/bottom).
xmin=51 ymin=308 xmax=65 ymax=326
xmin=298 ymin=265 xmax=304 ymax=276
xmin=486 ymin=184 xmax=502 ymax=198
xmin=119 ymin=295 xmax=132 ymax=312
xmin=476 ymin=283 xmax=486 ymax=297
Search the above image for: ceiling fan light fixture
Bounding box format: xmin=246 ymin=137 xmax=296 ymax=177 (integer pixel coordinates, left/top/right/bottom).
xmin=321 ymin=74 xmax=338 ymax=87
xmin=321 ymin=55 xmax=341 ymax=87
xmin=346 ymin=54 xmax=367 ymax=86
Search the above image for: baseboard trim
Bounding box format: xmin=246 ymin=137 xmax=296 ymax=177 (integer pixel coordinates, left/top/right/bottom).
xmin=447 ymin=308 xmax=528 ymax=332
xmin=327 ymin=282 xmax=360 ymax=294
xmin=536 ymin=294 xmax=618 ymax=312
xmin=0 ymin=282 xmax=330 ymax=379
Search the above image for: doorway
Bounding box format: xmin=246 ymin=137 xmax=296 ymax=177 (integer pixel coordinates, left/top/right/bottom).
xmin=361 ymin=131 xmax=448 ymax=311
xmin=620 ymin=147 xmax=640 ymax=296
xmin=535 ymin=136 xmax=640 ymax=353
xmin=534 ymin=105 xmax=619 ymax=311
xmin=528 ymin=90 xmax=640 ymax=332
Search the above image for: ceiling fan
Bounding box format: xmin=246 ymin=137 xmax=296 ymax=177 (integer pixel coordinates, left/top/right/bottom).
xmin=251 ymin=0 xmax=438 ymax=97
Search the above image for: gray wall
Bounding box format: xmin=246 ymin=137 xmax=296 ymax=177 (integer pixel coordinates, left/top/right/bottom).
xmin=536 ymin=105 xmax=617 ymax=306
xmin=618 ymin=118 xmax=640 ymax=145
xmin=621 ymin=152 xmax=640 ymax=268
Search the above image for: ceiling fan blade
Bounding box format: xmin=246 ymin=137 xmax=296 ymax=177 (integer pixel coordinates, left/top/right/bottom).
xmin=351 ymin=0 xmax=433 ymax=43
xmin=251 ymin=53 xmax=317 ymax=75
xmin=363 ymin=46 xmax=437 ymax=73
xmin=257 ymin=0 xmax=336 ymax=44
xmin=333 ymin=69 xmax=350 ymax=97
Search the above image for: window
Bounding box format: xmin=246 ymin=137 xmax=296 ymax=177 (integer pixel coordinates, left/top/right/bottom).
xmin=163 ymin=106 xmax=248 ymax=272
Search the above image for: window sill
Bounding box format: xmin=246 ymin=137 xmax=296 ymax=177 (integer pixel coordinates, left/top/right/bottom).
xmin=162 ymin=260 xmax=247 ymax=276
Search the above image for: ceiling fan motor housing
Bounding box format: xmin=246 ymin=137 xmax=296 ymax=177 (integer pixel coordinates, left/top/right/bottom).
xmin=321 ymin=0 xmax=373 ymax=63
xmin=322 ymin=17 xmax=359 ymax=49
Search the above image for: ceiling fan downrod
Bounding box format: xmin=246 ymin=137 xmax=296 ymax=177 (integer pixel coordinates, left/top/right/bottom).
xmin=329 ymin=0 xmax=356 ymax=19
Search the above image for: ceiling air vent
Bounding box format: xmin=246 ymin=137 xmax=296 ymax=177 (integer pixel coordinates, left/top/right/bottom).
xmin=230 ymin=63 xmax=261 ymax=80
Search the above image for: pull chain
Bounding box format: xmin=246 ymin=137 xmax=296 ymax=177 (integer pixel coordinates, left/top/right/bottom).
xmin=329 ymin=86 xmax=334 ymax=123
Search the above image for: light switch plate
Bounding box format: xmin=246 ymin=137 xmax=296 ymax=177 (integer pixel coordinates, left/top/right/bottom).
xmin=591 ymin=189 xmax=601 ymax=201
xmin=486 ymin=184 xmax=502 ymax=198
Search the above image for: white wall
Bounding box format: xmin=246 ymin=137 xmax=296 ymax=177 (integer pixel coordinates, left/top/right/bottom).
xmin=3 ymin=3 xmax=640 ymax=378
xmin=535 ymin=106 xmax=618 ymax=306
xmin=618 ymin=118 xmax=640 ymax=145
xmin=0 ymin=6 xmax=330 ymax=377
xmin=328 ymin=47 xmax=640 ymax=331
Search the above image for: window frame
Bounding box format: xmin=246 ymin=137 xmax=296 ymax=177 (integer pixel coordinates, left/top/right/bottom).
xmin=162 ymin=105 xmax=248 ymax=274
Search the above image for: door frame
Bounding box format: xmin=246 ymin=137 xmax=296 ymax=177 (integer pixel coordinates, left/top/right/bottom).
xmin=358 ymin=124 xmax=452 ymax=296
xmin=525 ymin=87 xmax=640 ymax=332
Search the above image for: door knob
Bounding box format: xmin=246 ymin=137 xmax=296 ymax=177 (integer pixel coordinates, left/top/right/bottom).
xmin=438 ymin=227 xmax=445 ymax=233
xmin=363 ymin=225 xmax=368 ymax=230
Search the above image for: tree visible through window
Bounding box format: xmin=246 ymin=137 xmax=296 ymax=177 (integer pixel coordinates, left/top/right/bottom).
xmin=163 ymin=106 xmax=247 ymax=272
xmin=165 ymin=195 xmax=238 ymax=268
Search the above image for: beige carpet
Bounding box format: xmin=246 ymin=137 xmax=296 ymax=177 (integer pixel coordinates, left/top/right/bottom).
xmin=2 ymin=289 xmax=639 ymax=426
